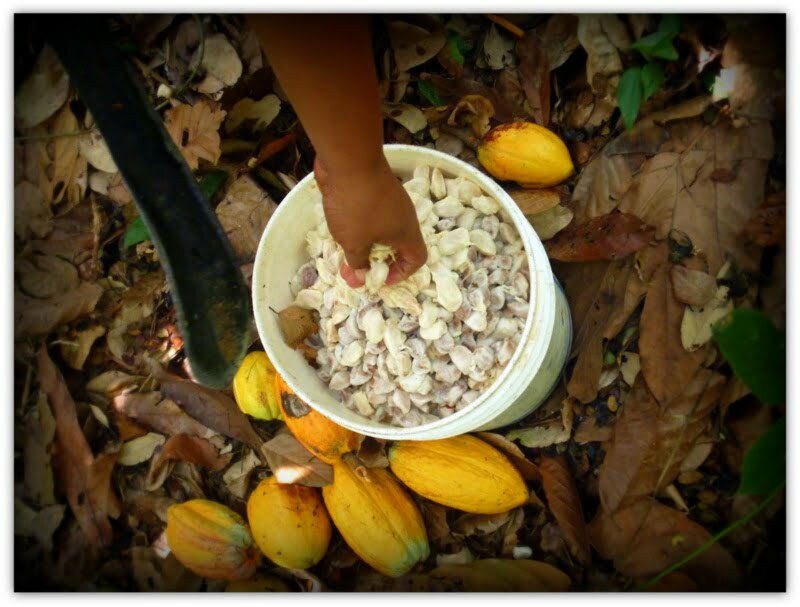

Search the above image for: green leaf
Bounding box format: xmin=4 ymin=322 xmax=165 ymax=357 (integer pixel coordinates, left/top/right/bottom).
xmin=198 ymin=170 xmax=227 ymax=203
xmin=617 ymin=67 xmax=643 ymax=129
xmin=630 ymin=30 xmax=679 ymax=61
xmin=658 ymin=14 xmax=681 ymax=37
xmin=702 ymin=68 xmax=718 ymax=92
xmin=418 ymin=80 xmax=444 ymax=107
xmin=739 ymin=417 xmax=785 ymax=495
xmin=123 ymin=216 xmax=151 ymax=248
xmin=604 ymin=350 xmax=617 ymax=366
xmin=712 ymin=308 xmax=786 ymax=405
xmin=446 ymin=31 xmax=466 ymax=65
xmin=640 ymin=62 xmax=665 ymax=101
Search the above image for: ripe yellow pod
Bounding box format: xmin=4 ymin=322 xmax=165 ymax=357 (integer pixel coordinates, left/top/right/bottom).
xmin=233 ymin=351 xmax=283 ymax=421
xmin=322 ymin=459 xmax=429 ymax=577
xmin=276 ymin=375 xmax=362 ymax=463
xmin=166 ymin=499 xmax=261 ymax=580
xmin=388 ymin=435 xmax=528 ymax=514
xmin=225 ymin=574 xmax=291 ymax=592
xmin=430 ymin=559 xmax=571 ymax=591
xmin=476 ymin=122 xmax=574 ymax=188
xmin=246 ymin=477 xmax=332 ymax=569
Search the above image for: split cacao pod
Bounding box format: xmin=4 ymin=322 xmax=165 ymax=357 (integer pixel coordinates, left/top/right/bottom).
xmin=276 ymin=375 xmax=362 ymax=463
xmin=233 ymin=351 xmax=283 ymax=421
xmin=166 ymin=499 xmax=261 ymax=580
xmin=322 ymin=458 xmax=429 ymax=577
xmin=388 ymin=434 xmax=528 ymax=514
xmin=246 ymin=477 xmax=332 ymax=569
xmin=476 ymin=122 xmax=574 ymax=188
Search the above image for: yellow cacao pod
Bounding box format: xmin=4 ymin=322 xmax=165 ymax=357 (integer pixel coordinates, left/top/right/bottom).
xmin=476 ymin=122 xmax=574 ymax=188
xmin=233 ymin=352 xmax=283 ymax=421
xmin=388 ymin=435 xmax=528 ymax=514
xmin=430 ymin=559 xmax=571 ymax=591
xmin=277 ymin=375 xmax=362 ymax=463
xmin=225 ymin=574 xmax=291 ymax=592
xmin=166 ymin=499 xmax=261 ymax=580
xmin=322 ymin=459 xmax=429 ymax=577
xmin=246 ymin=477 xmax=332 ymax=569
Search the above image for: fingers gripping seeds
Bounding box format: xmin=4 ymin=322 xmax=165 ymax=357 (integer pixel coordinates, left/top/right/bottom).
xmin=290 ymin=165 xmax=530 ymax=427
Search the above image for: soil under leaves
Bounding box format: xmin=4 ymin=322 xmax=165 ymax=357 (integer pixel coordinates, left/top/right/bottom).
xmin=13 ymin=13 xmax=785 ymax=592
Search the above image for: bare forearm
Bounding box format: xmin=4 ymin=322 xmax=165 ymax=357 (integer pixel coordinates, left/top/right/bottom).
xmin=249 ymin=15 xmax=384 ymax=174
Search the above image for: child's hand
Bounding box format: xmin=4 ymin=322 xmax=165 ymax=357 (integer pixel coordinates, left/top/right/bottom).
xmin=314 ymin=155 xmax=427 ymax=289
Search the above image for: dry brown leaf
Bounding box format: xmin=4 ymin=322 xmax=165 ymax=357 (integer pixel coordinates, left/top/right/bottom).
xmin=35 ymin=104 xmax=88 ymax=207
xmin=528 ymin=204 xmax=574 ymax=241
xmin=15 ymin=181 xmax=53 ymax=241
xmin=429 ymin=559 xmax=571 ymax=592
xmin=388 ymin=21 xmax=446 ymax=72
xmin=506 ymin=422 xmax=569 ymax=449
xmin=423 ymin=74 xmax=527 ymax=123
xmin=540 ymin=455 xmax=591 ymax=565
xmin=164 ymin=101 xmax=226 ymax=170
xmin=60 ymin=324 xmax=106 ymax=371
xmin=680 ymin=278 xmax=732 ymax=352
xmin=447 ymin=95 xmax=494 ymax=137
xmin=645 ymin=571 xmax=699 ymax=592
xmin=561 ymin=257 xmax=647 ymax=403
xmin=508 ymin=187 xmax=562 ymax=215
xmin=14 ymin=500 xmax=66 ymax=555
xmin=588 ymin=496 xmax=740 ymax=590
xmin=130 ymin=547 xmax=203 ymax=592
xmin=618 ymin=118 xmax=773 ymax=275
xmin=601 ymin=370 xmax=725 ymax=512
xmin=23 ymin=392 xmax=58 ymax=507
xmin=570 ymin=97 xmax=711 ymax=224
xmin=215 ymin=175 xmax=277 ymax=263
xmin=261 ymin=432 xmax=333 ymax=487
xmin=106 ymin=270 xmax=166 ymax=360
xmin=613 ymin=351 xmax=638 ymax=387
xmin=598 ymin=378 xmax=659 ymax=513
xmin=193 ymin=33 xmax=243 ymax=95
xmin=576 ymin=15 xmax=628 ymax=126
xmin=160 ymin=379 xmax=263 ymax=452
xmin=495 ymin=69 xmax=526 ymax=114
xmin=15 ymin=45 xmax=70 ymax=129
xmin=670 ymin=265 xmax=718 ymax=306
xmin=118 ymin=432 xmax=166 ymax=466
xmin=573 ymin=417 xmax=614 ymax=444
xmin=383 ymin=102 xmax=428 ymax=134
xmin=354 ymin=436 xmax=390 ymax=469
xmin=112 ymin=392 xmax=216 ymax=439
xmin=640 ymin=262 xmax=706 ymax=404
xmin=545 ymin=212 xmax=654 ymax=262
xmin=15 ymin=281 xmax=103 ymax=340
xmin=15 ymin=254 xmax=78 ymax=299
xmin=87 ymin=370 xmax=144 ymax=396
xmin=225 ymin=94 xmax=281 ymax=132
xmin=741 ymin=191 xmax=785 ymax=247
xmin=516 ymin=31 xmax=550 ymax=125
xmin=535 ymin=15 xmax=579 ymax=71
xmin=146 ymin=434 xmax=233 ymax=489
xmin=38 ymin=347 xmax=117 ymax=550
xmin=278 ymin=305 xmax=319 ymax=348
xmin=475 ymin=432 xmax=539 ymax=481
xmin=222 ymin=449 xmax=262 ymax=499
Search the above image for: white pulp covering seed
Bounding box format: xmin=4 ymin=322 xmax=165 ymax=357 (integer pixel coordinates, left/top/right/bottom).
xmin=290 ymin=165 xmax=530 ymax=427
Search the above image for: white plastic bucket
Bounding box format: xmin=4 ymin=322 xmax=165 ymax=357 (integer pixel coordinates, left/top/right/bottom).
xmin=253 ymin=144 xmax=571 ymax=440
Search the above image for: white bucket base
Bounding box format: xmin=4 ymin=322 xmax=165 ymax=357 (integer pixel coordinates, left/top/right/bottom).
xmin=253 ymin=144 xmax=573 ymax=441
